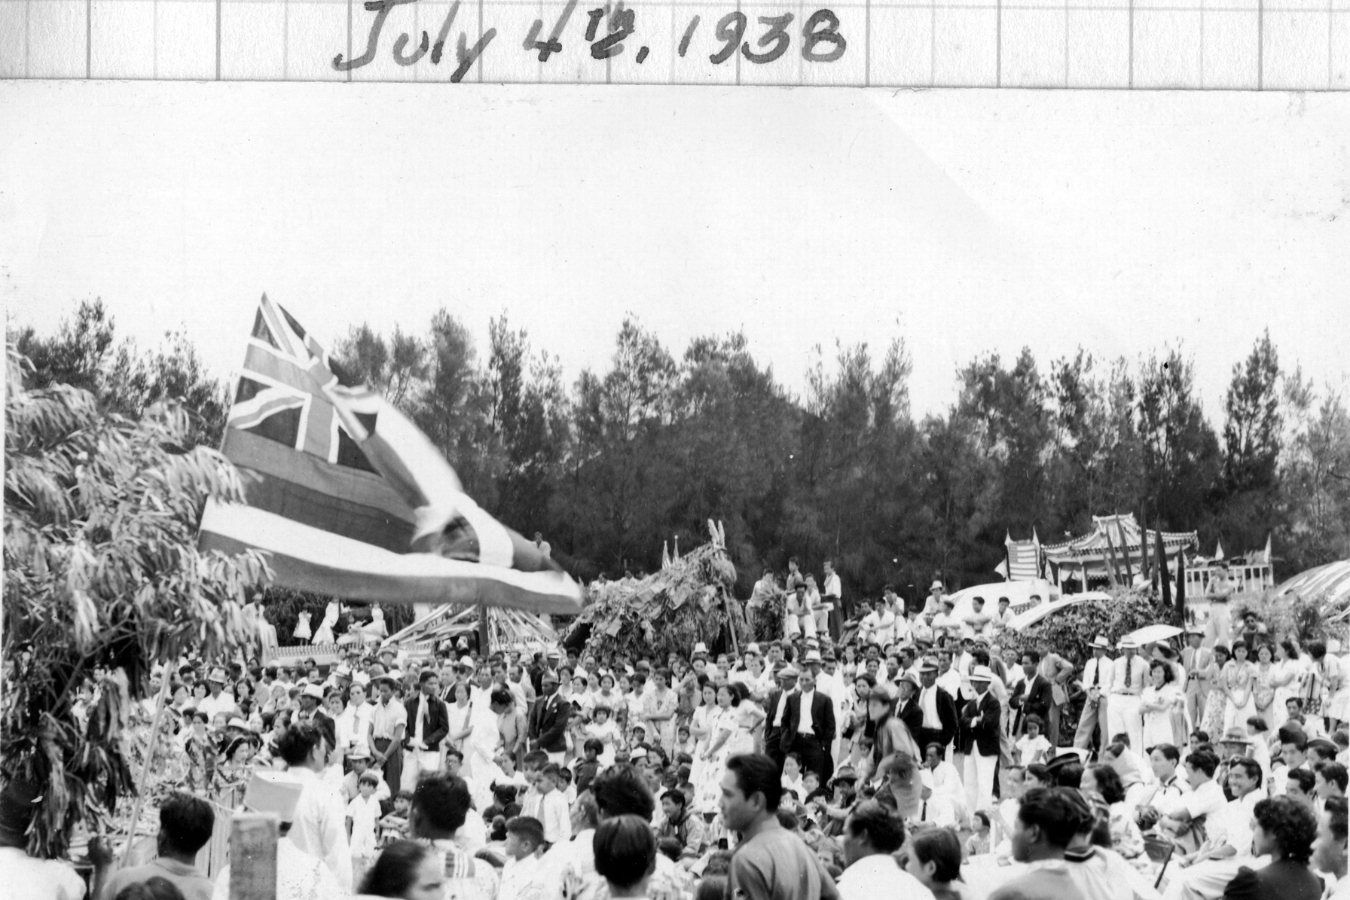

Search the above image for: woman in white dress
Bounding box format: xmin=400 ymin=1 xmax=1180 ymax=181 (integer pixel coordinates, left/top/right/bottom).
xmin=688 ymin=683 xmax=718 ymax=793
xmin=700 ymin=684 xmax=763 ymax=808
xmin=311 ymin=600 xmax=340 ymax=645
xmin=1252 ymin=641 xmax=1282 ymax=728
xmin=1140 ymin=659 xmax=1183 ymax=748
xmin=1272 ymin=640 xmax=1305 ymax=729
xmin=445 ymin=680 xmax=475 ymax=754
xmin=1222 ymin=639 xmax=1258 ymax=735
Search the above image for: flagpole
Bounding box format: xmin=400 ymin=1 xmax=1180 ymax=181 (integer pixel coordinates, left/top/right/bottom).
xmin=120 ymin=672 xmax=173 ymax=867
xmin=478 ymin=604 xmax=490 ymax=655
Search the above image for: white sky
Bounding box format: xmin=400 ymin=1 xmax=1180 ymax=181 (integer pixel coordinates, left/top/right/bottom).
xmin=2 ymin=84 xmax=1347 ymax=419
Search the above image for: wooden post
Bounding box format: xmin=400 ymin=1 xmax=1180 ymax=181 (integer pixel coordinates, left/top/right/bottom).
xmin=229 ymin=813 xmax=278 ymax=900
xmin=478 ymin=604 xmax=490 ymax=655
xmin=119 ymin=670 xmax=173 ymax=866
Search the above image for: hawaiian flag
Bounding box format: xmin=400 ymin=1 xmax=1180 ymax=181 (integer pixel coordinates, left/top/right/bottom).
xmin=198 ymin=296 xmax=583 ymax=614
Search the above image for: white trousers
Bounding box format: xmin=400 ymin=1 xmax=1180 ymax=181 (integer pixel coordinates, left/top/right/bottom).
xmin=401 ymin=749 xmax=442 ymax=790
xmin=1107 ymin=694 xmax=1144 ymax=753
xmin=963 ymin=750 xmax=997 ymax=815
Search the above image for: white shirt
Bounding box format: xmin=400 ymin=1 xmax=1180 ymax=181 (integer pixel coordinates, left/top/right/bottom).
xmin=540 ymin=790 xmax=571 ymax=845
xmin=0 ymin=848 xmax=86 ymax=900
xmin=286 ymin=767 xmax=354 ymax=893
xmin=1113 ymin=655 xmax=1147 ymax=694
xmin=773 ymin=689 xmax=792 ymax=727
xmin=921 ymin=685 xmax=942 ymax=729
xmin=1208 ymin=791 xmax=1260 ymax=854
xmin=1164 ymin=778 xmax=1226 ymax=819
xmin=499 ymin=854 xmax=544 ymax=900
xmin=837 ymin=854 xmax=937 ymax=900
xmin=337 ymin=701 xmax=374 ymax=754
xmin=798 ymin=689 xmax=816 ymax=733
xmin=824 ymin=572 xmax=842 ymax=600
xmin=1082 ymin=656 xmax=1116 ymax=693
xmin=198 ymin=691 xmax=236 ymax=719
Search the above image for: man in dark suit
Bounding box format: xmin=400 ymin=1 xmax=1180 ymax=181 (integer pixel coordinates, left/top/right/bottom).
xmin=959 ymin=666 xmax=1002 ymax=812
xmin=763 ymin=666 xmax=799 ymax=772
xmin=403 ymin=669 xmax=449 ymax=786
xmin=1011 ymin=650 xmax=1055 ymax=736
xmin=782 ymin=668 xmax=836 ymax=783
xmin=529 ymin=669 xmax=568 ymax=763
xmin=912 ymin=660 xmax=958 ymax=755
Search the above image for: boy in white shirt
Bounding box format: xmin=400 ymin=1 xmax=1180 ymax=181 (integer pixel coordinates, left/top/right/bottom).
xmin=346 ymin=772 xmax=383 ymax=885
xmin=536 ymin=763 xmax=572 ymax=848
xmin=498 ymin=816 xmax=545 ymax=900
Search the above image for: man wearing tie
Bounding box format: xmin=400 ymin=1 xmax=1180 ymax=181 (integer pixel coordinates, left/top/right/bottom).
xmin=529 ymin=670 xmax=568 ymax=764
xmin=1180 ymin=627 xmax=1213 ymax=728
xmin=783 ymin=668 xmax=836 ymax=783
xmin=763 ymin=666 xmax=800 ymax=772
xmin=910 ymin=660 xmax=958 ymax=755
xmin=1074 ymin=636 xmax=1115 ymax=753
xmin=1108 ymin=638 xmax=1147 ymax=755
xmin=402 ymin=670 xmax=449 ymax=790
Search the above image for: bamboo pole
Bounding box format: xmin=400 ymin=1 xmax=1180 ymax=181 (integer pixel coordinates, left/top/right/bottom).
xmin=119 ymin=670 xmax=173 ymax=867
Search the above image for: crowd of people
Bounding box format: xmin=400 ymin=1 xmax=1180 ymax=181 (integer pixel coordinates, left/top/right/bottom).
xmin=3 ymin=564 xmax=1350 ymax=900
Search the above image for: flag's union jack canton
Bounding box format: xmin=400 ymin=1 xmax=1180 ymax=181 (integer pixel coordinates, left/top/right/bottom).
xmin=199 ymin=295 xmax=582 ymax=614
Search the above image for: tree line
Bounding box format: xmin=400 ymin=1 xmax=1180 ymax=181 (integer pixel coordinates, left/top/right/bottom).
xmin=13 ymin=300 xmax=1350 ymax=607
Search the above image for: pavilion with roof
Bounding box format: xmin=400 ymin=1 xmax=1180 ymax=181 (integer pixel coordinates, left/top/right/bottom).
xmin=1006 ymin=513 xmax=1198 ymax=593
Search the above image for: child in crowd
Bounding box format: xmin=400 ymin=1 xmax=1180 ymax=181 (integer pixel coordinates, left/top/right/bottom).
xmin=574 ymin=739 xmax=602 ymax=795
xmin=964 ymin=810 xmax=992 ymax=858
xmin=519 ymin=750 xmax=547 ymax=820
xmin=497 ymin=816 xmax=545 ymax=900
xmin=346 ymin=771 xmax=383 ymax=884
xmin=1015 ymin=715 xmax=1052 ymax=766
xmin=536 ymin=763 xmax=572 ymax=848
xmin=559 ymin=766 xmax=577 ymax=806
xmin=378 ymin=790 xmax=413 ymax=847
xmin=781 ymin=753 xmax=805 ymax=803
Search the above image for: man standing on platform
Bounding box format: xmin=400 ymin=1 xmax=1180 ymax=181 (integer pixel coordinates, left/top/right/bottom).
xmin=1074 ymin=636 xmax=1115 ymax=754
xmin=823 ymin=559 xmax=844 ymax=642
xmin=782 ymin=668 xmax=836 ymax=784
xmin=1204 ymin=561 xmax=1235 ymax=649
xmin=1108 ymin=639 xmax=1148 ymax=757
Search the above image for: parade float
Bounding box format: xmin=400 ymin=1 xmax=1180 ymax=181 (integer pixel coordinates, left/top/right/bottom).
xmin=566 ymin=521 xmax=770 ymax=660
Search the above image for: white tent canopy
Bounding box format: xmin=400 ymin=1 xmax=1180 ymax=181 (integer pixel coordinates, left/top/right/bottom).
xmin=1276 ymin=559 xmax=1350 ymax=621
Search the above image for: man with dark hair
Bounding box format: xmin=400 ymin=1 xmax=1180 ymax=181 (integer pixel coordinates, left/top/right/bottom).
xmin=410 ymin=774 xmax=500 ymax=898
xmin=782 ymin=667 xmax=836 ymax=784
xmin=1012 ymin=650 xmax=1056 ymax=738
xmin=278 ymin=723 xmax=352 ymax=893
xmin=1162 ymin=757 xmax=1264 ymax=900
xmin=837 ymin=801 xmax=933 ymax=900
xmin=530 ymin=669 xmax=568 ymax=764
xmin=1312 ymin=798 xmax=1347 ymax=900
xmin=988 ymin=788 xmax=1089 ymax=900
xmin=656 ymin=789 xmax=704 ymax=855
xmin=593 ymin=814 xmax=658 ymax=899
xmin=1162 ymin=749 xmax=1226 ymax=836
xmin=720 ymin=753 xmax=840 ymax=900
xmin=1315 ymin=761 xmax=1348 ymax=804
xmin=1222 ymin=796 xmax=1321 ymax=900
xmin=403 ymin=668 xmax=449 ymax=789
xmin=100 ymin=792 xmax=215 ymax=900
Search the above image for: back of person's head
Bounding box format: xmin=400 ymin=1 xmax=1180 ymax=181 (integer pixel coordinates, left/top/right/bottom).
xmin=523 ymin=749 xmax=549 ymax=770
xmin=908 ymin=827 xmax=963 ymax=883
xmin=1252 ymin=796 xmax=1318 ymax=863
xmin=775 ymin=808 xmax=799 ymax=830
xmin=1185 ymin=749 xmax=1220 ymax=778
xmin=1308 ymin=739 xmax=1339 ymax=763
xmin=506 ymin=815 xmax=545 ymax=848
xmin=1088 ymin=764 xmax=1126 ymax=805
xmin=411 ymin=774 xmax=472 ymax=835
xmin=694 ymin=875 xmax=728 ymax=900
xmin=656 ymin=836 xmax=682 ymax=862
xmin=1017 ymin=788 xmax=1081 ymax=849
xmin=157 ymin=791 xmax=215 ymax=856
xmin=1278 ymin=726 xmax=1309 ymax=750
xmin=113 ymin=877 xmax=186 ymax=900
xmin=573 ymin=790 xmax=600 ymax=831
xmin=1318 ymin=762 xmax=1349 ymax=793
xmin=359 ymin=840 xmax=433 ymax=898
xmin=277 ymin=723 xmax=324 ymax=767
xmin=593 ymin=814 xmax=657 ymax=892
xmin=591 ymin=765 xmax=655 ymax=821
xmin=845 ymin=801 xmax=906 ymax=853
xmin=726 ymin=753 xmax=783 ymax=813
xmin=1054 ymin=762 xmax=1084 ymax=789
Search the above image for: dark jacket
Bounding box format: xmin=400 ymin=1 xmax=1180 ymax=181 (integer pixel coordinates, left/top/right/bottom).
xmin=403 ymin=693 xmax=449 ymax=749
xmin=959 ymin=691 xmax=1002 ymax=756
xmin=907 ymin=684 xmax=959 ymax=749
xmin=781 ymin=689 xmax=836 ymax=751
xmin=763 ymin=688 xmax=792 ymax=748
xmin=1011 ymin=674 xmax=1055 ymax=733
xmin=1222 ymin=860 xmax=1326 ymax=900
xmin=530 ymin=689 xmax=568 ymax=753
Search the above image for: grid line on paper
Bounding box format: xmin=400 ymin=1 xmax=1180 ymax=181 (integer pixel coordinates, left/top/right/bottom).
xmin=14 ymin=0 xmax=1350 ymax=87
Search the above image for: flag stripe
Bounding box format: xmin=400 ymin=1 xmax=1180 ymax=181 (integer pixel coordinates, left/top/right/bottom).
xmin=200 ymin=501 xmax=581 ymax=613
xmin=236 ymin=467 xmax=416 ymax=553
xmin=222 ymin=428 xmax=415 ymax=525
